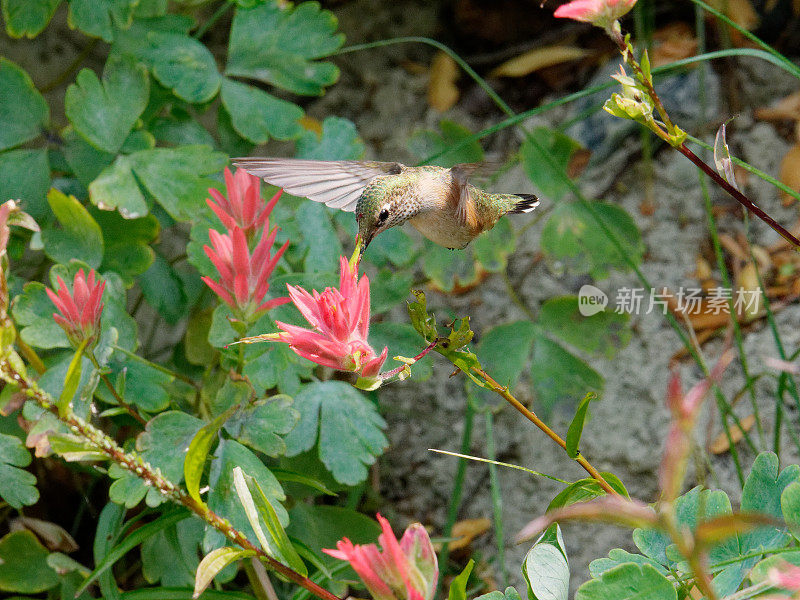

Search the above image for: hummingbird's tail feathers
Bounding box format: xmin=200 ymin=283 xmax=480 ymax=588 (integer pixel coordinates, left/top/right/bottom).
xmin=509 ymin=194 xmax=540 ymax=214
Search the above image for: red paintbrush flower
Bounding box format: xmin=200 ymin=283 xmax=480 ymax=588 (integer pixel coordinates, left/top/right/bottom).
xmin=554 ymin=0 xmax=637 ymax=31
xmin=46 ymin=268 xmax=105 ymax=348
xmin=207 ymin=167 xmax=281 ymax=238
xmin=202 ymin=223 xmax=290 ymax=323
xmin=323 ymin=514 xmax=438 ymax=600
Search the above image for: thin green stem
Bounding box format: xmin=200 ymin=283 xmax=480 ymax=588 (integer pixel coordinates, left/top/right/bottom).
xmin=484 ymin=410 xmax=507 ymax=589
xmin=193 ymin=0 xmax=233 ymax=40
xmin=112 ymin=345 xmax=201 ymax=390
xmin=40 ymin=39 xmax=99 ymax=93
xmin=436 ymin=401 xmax=475 ymax=594
xmin=88 ymin=352 xmax=148 ymax=426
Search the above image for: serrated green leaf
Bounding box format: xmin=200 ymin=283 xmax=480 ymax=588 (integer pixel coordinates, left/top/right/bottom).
xmin=41 ymin=188 xmax=104 ymax=268
xmin=65 ymin=54 xmax=149 ymax=153
xmin=67 ymin=0 xmax=137 ymax=42
xmin=575 ymin=562 xmax=676 ymax=600
xmin=141 ymin=518 xmax=204 ymax=587
xmin=0 ymin=530 xmax=58 ymax=593
xmin=90 ymin=145 xmax=227 ymax=220
xmin=296 ymin=116 xmax=363 ymax=160
xmin=0 ymin=58 xmax=49 ymax=152
xmin=142 ymin=32 xmax=221 ymax=103
xmin=2 ymin=0 xmax=60 ymax=38
xmin=541 ymin=201 xmax=643 ymax=280
xmin=520 ymin=127 xmax=582 ymax=202
xmin=530 ymin=335 xmax=603 ymax=417
xmin=409 ymin=120 xmax=484 ymax=167
xmin=523 ymin=524 xmax=569 ymax=600
xmin=283 ymin=381 xmax=387 ymax=485
xmin=95 ymin=357 xmax=172 ymax=413
xmin=0 ymin=433 xmax=38 ymax=508
xmin=449 ymin=559 xmax=475 ymax=600
xmin=547 ymin=475 xmax=628 ymax=512
xmin=0 ymin=148 xmax=50 ymax=220
xmin=226 ymin=1 xmax=344 ymax=96
xmin=92 ymin=208 xmax=158 ymax=284
xmin=538 ymin=296 xmax=631 ymax=359
xmin=589 ymin=549 xmax=667 ymax=579
xmin=221 ymin=78 xmax=303 ymax=143
xmin=565 ymin=392 xmax=597 ymax=459
xmin=203 ymin=439 xmax=287 ymax=552
xmin=297 ymin=201 xmax=341 ymax=273
xmin=476 ymin=320 xmax=536 ymax=391
xmin=242 ymin=342 xmax=315 ymax=397
xmin=195 ymin=547 xmax=254 ymax=599
xmin=150 ymin=114 xmax=216 ymax=148
xmin=224 ymin=395 xmax=299 ymax=458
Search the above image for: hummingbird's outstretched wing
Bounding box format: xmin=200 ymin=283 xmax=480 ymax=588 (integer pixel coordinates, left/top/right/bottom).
xmin=232 ymin=158 xmax=406 ymax=212
xmin=450 ymin=163 xmax=482 ymax=227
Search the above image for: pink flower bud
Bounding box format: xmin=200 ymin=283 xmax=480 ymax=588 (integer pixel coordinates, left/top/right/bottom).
xmin=207 ymin=167 xmax=281 ymax=238
xmin=46 ymin=269 xmax=105 ymax=348
xmin=323 ymin=514 xmax=438 ymax=600
xmin=553 ymin=0 xmax=637 ymax=30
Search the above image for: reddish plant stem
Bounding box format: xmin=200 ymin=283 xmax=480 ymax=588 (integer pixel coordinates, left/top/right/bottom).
xmin=0 ymin=358 xmax=343 ymax=600
xmin=379 ymin=340 xmax=438 ymax=380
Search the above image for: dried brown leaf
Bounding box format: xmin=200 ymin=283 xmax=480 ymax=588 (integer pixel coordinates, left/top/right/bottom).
xmin=779 ymin=144 xmax=800 ymax=206
xmin=448 ymin=518 xmax=492 ymax=551
xmin=709 ymin=414 xmax=756 ymax=454
xmin=650 ymin=23 xmax=699 ymax=68
xmin=754 ymin=90 xmax=800 ymax=122
xmin=489 ymin=45 xmax=589 ymax=78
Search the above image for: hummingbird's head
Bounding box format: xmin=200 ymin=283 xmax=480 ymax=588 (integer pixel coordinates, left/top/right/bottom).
xmin=355 ymin=197 xmax=409 ymax=260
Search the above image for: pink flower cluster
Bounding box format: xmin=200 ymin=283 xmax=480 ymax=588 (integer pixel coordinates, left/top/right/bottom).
xmin=554 ymin=0 xmax=637 ymax=30
xmin=202 ymin=167 xmax=289 ymax=323
xmin=272 ymin=256 xmax=388 ymax=379
xmin=47 ymin=269 xmax=105 ymax=348
xmin=323 ymin=513 xmax=438 ymax=600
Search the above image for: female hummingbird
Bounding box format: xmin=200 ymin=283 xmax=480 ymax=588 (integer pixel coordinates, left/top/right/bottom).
xmin=234 ymin=158 xmax=539 ymax=259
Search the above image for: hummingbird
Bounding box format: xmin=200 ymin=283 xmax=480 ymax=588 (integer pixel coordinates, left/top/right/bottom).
xmin=233 ymin=158 xmax=539 ymax=259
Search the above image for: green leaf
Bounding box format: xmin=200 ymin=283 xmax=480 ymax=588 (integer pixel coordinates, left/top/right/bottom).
xmin=0 ymin=148 xmax=50 ymax=220
xmin=150 ymin=113 xmax=216 ymax=148
xmin=41 ymin=188 xmax=104 ymax=268
xmin=77 ymin=510 xmax=189 ymax=597
xmin=782 ymin=481 xmax=800 ymax=541
xmin=67 ymin=0 xmax=137 ymax=41
xmin=530 ymin=335 xmax=603 ymax=417
xmin=740 ymin=451 xmax=799 ymax=551
xmin=0 ymin=58 xmax=49 ymax=151
xmin=185 ymin=403 xmax=241 ymax=505
xmin=296 ymin=116 xmax=363 ymax=160
xmin=94 ymin=502 xmax=125 ymax=600
xmin=242 ymin=342 xmax=315 ymax=397
xmin=58 ymin=339 xmax=89 ymax=417
xmin=220 ymin=78 xmax=303 ymax=143
xmin=195 ymin=547 xmax=255 ymax=599
xmin=538 ymin=296 xmax=631 ymax=359
xmin=297 ymin=201 xmax=341 ymax=273
xmin=62 ymin=127 xmax=115 ymax=189
xmin=575 ymin=563 xmax=676 ymax=600
xmin=226 ymin=1 xmax=344 ymax=96
xmin=0 ymin=433 xmax=38 ymax=508
xmin=474 ymin=217 xmax=516 ymax=272
xmin=95 ymin=357 xmax=172 ymax=413
xmin=224 ymin=395 xmax=299 ymax=458
xmin=141 ymin=519 xmax=204 ymax=587
xmin=523 ymin=524 xmax=569 ymax=600
xmin=547 ymin=475 xmax=628 ymax=512
xmin=138 ymin=253 xmax=188 ymax=324
xmin=422 ymin=243 xmax=477 ymax=292
xmin=409 ymin=120 xmax=484 ymax=167
xmin=565 ymin=392 xmax=597 ymax=460
xmin=283 ymin=381 xmax=387 ymax=485
xmin=142 ymin=32 xmax=221 ymax=103
xmin=204 ymin=439 xmax=288 ymax=552
xmin=64 ymin=54 xmax=149 ymax=153
xmin=520 ymin=127 xmax=582 ymax=202
xmin=93 ymin=209 xmax=158 ymax=284
xmin=476 ymin=321 xmax=537 ymax=390
xmin=448 ymin=559 xmax=475 ymax=600
xmin=2 ymin=0 xmax=61 ymax=38
xmin=476 ymin=589 xmax=524 ymax=600
xmin=0 ymin=530 xmax=59 ymax=593
xmin=541 ymin=201 xmax=644 ymax=280
xmin=13 ymin=281 xmax=69 ymax=349
xmin=90 ymin=145 xmax=227 ymax=220
xmin=589 ymin=550 xmax=667 ymax=579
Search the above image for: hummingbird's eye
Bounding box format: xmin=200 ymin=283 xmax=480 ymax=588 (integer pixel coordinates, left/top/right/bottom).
xmin=378 ymin=208 xmax=389 ymax=223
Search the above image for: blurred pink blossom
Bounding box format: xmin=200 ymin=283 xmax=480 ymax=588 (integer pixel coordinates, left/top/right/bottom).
xmin=323 ymin=513 xmax=438 ymax=600
xmin=553 ymin=0 xmax=637 ymax=29
xmin=208 ymin=167 xmax=281 ymax=238
xmin=46 ymin=269 xmax=105 ymax=347
xmin=202 ymin=223 xmax=289 ymax=322
xmin=269 ymin=256 xmax=387 ymax=378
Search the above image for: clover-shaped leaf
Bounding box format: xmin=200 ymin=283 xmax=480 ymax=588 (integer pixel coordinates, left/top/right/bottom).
xmin=67 ymin=0 xmax=137 ymax=42
xmin=283 ymin=381 xmax=387 ymax=485
xmin=65 ymin=54 xmax=149 ymax=153
xmin=2 ymin=0 xmax=61 ymax=39
xmin=41 ymin=188 xmax=104 ymax=269
xmin=0 ymin=433 xmax=38 ymax=508
xmin=296 ymin=116 xmax=363 ymax=160
xmin=226 ymin=1 xmax=344 ymax=96
xmin=224 ymin=396 xmax=299 ymax=458
xmin=220 ymin=78 xmax=303 ymax=144
xmin=0 ymin=148 xmax=50 ymax=220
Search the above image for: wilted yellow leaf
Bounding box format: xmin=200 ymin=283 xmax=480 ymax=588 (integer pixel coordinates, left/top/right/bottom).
xmin=428 ymin=51 xmax=459 ymax=112
xmin=709 ymin=414 xmax=756 ymax=454
xmin=489 ymin=46 xmax=589 ymax=78
xmin=779 ymin=144 xmax=800 ymax=206
xmin=299 ymin=116 xmax=323 ymax=135
xmin=448 ymin=518 xmax=492 ymax=551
